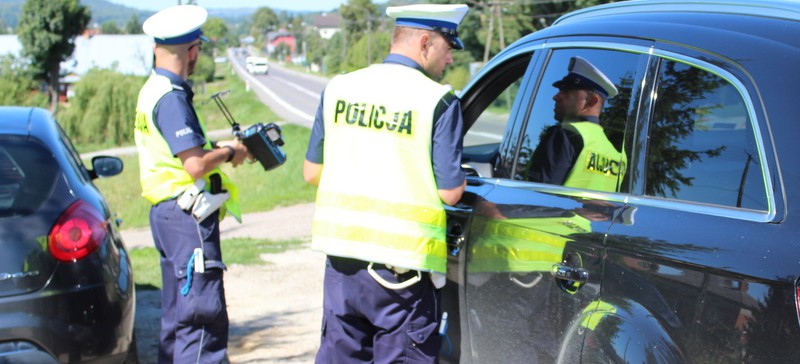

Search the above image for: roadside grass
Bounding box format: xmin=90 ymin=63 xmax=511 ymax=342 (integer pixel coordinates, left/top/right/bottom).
xmin=131 ymin=237 xmax=307 ymax=290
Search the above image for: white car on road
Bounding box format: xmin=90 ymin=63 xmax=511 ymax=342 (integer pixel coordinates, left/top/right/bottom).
xmin=246 ymin=56 xmax=269 ymax=75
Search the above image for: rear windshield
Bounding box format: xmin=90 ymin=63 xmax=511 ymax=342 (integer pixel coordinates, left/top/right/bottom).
xmin=0 ymin=138 xmax=59 ymax=217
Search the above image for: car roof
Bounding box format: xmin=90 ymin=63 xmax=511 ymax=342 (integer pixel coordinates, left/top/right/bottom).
xmin=488 ymin=0 xmax=800 ymax=107
xmin=0 ymin=106 xmax=57 ymax=140
xmin=511 ymin=0 xmax=800 ymax=55
xmin=555 ymin=0 xmax=800 ymax=24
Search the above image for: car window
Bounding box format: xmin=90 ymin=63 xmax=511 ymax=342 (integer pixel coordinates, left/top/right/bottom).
xmin=464 ymin=71 xmax=524 ymax=148
xmin=56 ymin=122 xmax=91 ymax=183
xmin=0 ymin=138 xmax=59 ymax=217
xmin=515 ymin=48 xmax=640 ymax=191
xmin=462 ymin=52 xmax=533 ymax=178
xmin=645 ymin=59 xmax=768 ymax=210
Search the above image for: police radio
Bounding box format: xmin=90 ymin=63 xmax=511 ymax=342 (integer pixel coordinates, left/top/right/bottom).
xmin=208 ymin=90 xmax=286 ymax=171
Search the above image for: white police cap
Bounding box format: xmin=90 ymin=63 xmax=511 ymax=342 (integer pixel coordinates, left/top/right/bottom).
xmin=143 ymin=5 xmax=208 ymax=45
xmin=387 ymin=4 xmax=469 ymax=49
xmin=553 ymin=56 xmax=618 ymax=98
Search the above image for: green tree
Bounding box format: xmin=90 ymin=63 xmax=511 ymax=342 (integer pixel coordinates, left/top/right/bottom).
xmin=17 ymin=0 xmax=90 ymax=113
xmin=304 ymin=30 xmax=325 ymax=69
xmin=455 ymin=0 xmax=617 ymax=63
xmin=323 ymin=32 xmax=345 ymax=74
xmin=344 ymin=31 xmax=390 ymax=72
xmin=0 ymin=19 xmax=11 ymax=34
xmin=340 ymin=0 xmax=380 ymax=47
xmin=0 ymin=55 xmax=48 ymax=107
xmin=203 ymin=17 xmax=228 ymax=53
xmin=125 ymin=14 xmax=141 ymax=34
xmin=100 ymin=20 xmax=121 ymax=34
xmin=189 ymin=54 xmax=215 ymax=84
xmin=251 ymin=7 xmax=279 ymax=46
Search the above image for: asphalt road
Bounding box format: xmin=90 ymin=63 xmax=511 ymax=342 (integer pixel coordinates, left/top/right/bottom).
xmin=228 ymin=48 xmax=329 ymax=128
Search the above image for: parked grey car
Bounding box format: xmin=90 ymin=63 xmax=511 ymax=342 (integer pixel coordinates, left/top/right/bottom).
xmin=0 ymin=107 xmax=136 ymax=363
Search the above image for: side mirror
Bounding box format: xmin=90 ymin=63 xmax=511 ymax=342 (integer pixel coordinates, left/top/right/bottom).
xmin=90 ymin=156 xmax=124 ymax=179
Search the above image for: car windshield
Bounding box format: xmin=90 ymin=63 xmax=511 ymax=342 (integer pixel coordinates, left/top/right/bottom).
xmin=0 ymin=138 xmax=59 ymax=218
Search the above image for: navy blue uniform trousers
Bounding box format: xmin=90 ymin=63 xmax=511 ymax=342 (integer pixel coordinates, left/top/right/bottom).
xmin=316 ymin=256 xmax=443 ymax=364
xmin=150 ymin=200 xmax=228 ymax=364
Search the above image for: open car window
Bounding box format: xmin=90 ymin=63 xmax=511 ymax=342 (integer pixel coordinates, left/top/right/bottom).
xmin=461 ymin=53 xmax=534 ymax=179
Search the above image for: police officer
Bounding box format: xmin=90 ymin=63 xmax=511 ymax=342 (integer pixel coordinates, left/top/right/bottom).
xmin=134 ymin=5 xmax=248 ymax=363
xmin=528 ymin=56 xmax=627 ymax=192
xmin=303 ymin=4 xmax=468 ymax=363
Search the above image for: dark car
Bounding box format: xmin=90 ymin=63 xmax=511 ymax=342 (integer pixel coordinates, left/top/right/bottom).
xmin=0 ymin=107 xmax=136 ymax=363
xmin=440 ymin=1 xmax=800 ymax=362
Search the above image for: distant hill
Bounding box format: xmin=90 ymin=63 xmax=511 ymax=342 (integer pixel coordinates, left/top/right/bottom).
xmin=0 ymin=0 xmax=325 ymax=33
xmin=0 ymin=0 xmax=152 ymax=30
xmin=83 ymin=0 xmax=154 ymax=28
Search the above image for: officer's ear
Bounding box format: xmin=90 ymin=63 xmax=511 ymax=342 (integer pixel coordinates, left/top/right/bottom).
xmin=419 ymin=30 xmax=433 ymax=50
xmin=584 ymin=90 xmax=602 ymax=108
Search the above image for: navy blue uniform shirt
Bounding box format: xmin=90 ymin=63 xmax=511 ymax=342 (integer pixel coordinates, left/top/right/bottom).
xmin=305 ymin=54 xmax=466 ymax=190
xmin=152 ymin=68 xmax=205 ymax=157
xmin=527 ymin=115 xmax=599 ymax=185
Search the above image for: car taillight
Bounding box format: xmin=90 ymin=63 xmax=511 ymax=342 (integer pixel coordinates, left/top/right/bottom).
xmin=48 ymin=200 xmax=107 ymax=262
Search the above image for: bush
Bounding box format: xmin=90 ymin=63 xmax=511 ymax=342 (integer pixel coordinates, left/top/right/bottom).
xmin=190 ymin=54 xmax=215 ymax=84
xmin=58 ymin=69 xmax=146 ymax=147
xmin=443 ymin=65 xmax=471 ymax=91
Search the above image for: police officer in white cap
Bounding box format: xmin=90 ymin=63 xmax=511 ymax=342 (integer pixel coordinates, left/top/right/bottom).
xmin=528 ymin=56 xmax=627 ymax=192
xmin=134 ymin=5 xmax=248 ymax=363
xmin=303 ymin=3 xmax=468 ymax=363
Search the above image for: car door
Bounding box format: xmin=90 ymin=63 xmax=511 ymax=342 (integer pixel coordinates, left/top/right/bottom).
xmin=592 ymin=49 xmax=800 ymax=362
xmin=443 ymin=44 xmax=647 ymax=363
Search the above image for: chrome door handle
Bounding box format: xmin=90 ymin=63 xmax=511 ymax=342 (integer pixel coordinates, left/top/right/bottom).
xmin=551 ymin=264 xmax=589 ymax=284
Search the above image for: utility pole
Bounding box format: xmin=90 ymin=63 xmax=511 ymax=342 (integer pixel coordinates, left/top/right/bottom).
xmin=471 ymin=0 xmax=510 ymax=63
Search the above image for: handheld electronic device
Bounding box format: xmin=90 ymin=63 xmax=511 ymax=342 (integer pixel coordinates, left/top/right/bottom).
xmin=207 ymin=90 xmax=287 ymax=171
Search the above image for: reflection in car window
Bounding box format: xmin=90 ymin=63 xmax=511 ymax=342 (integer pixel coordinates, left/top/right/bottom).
xmin=0 ymin=139 xmax=59 ymax=217
xmin=646 ymin=60 xmax=767 ymax=210
xmin=516 ymin=49 xmax=639 ymax=192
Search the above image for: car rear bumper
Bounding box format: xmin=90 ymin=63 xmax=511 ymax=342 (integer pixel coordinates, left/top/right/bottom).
xmin=0 ymin=281 xmax=135 ymax=363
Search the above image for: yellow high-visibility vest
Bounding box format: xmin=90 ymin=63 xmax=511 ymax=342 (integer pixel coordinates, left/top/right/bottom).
xmin=311 ymin=63 xmax=453 ymax=273
xmin=562 ymin=121 xmax=627 ymax=192
xmin=134 ymin=71 xmax=241 ymax=221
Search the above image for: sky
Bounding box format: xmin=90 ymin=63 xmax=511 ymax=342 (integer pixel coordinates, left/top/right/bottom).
xmin=107 ymin=0 xmax=387 ymax=12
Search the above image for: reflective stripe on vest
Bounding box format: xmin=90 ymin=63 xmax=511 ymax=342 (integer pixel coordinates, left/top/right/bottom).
xmin=134 ymin=72 xmax=241 ymax=221
xmin=562 ymin=121 xmax=627 ymax=192
xmin=312 ymin=63 xmax=452 ymax=273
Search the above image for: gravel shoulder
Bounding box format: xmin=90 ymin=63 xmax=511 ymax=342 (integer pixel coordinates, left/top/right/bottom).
xmin=127 ymin=203 xmax=324 ymax=363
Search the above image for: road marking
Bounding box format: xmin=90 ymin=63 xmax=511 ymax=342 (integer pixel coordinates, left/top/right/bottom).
xmin=280 ymin=78 xmax=321 ymax=99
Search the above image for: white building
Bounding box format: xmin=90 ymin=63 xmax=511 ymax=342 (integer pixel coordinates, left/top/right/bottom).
xmin=312 ymin=13 xmax=341 ymax=40
xmin=0 ymin=34 xmax=154 ymax=77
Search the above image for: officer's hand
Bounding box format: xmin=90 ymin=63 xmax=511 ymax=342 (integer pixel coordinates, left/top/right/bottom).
xmin=218 ymin=140 xmax=249 ymax=167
